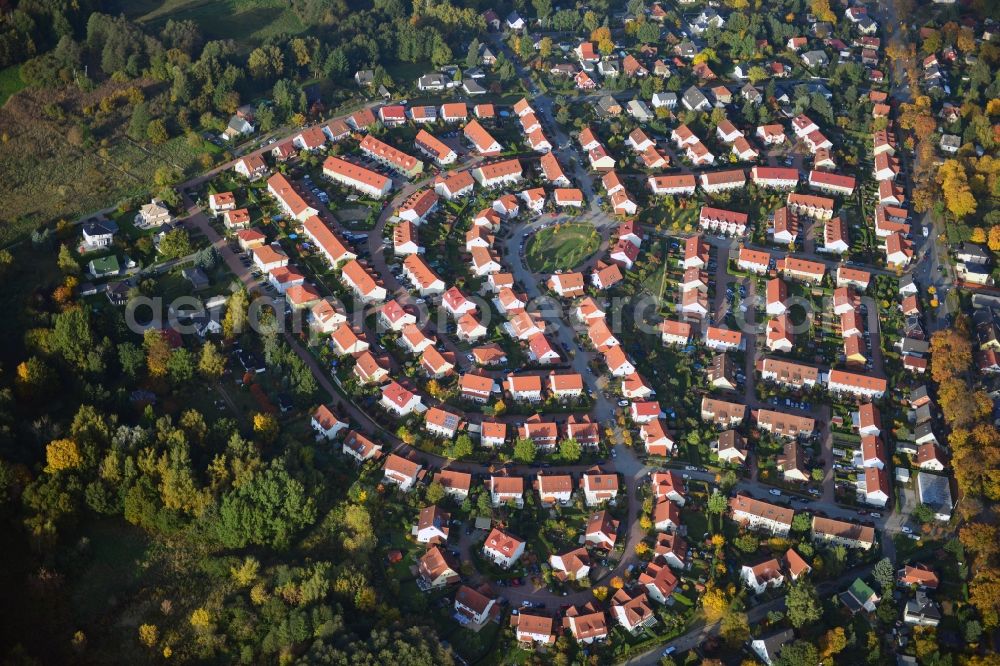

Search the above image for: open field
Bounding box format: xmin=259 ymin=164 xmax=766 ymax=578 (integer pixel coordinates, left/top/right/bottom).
xmin=0 ymin=82 xmax=219 ymax=246
xmin=524 ymin=223 xmax=600 ymax=273
xmin=121 ymin=0 xmax=306 ymax=48
xmin=0 ymin=65 xmax=26 ymax=107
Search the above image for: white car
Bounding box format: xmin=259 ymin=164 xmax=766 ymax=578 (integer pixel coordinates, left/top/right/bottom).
xmin=908 ymin=534 xmax=921 ymax=541
xmin=870 ymin=512 xmax=881 ymax=519
xmin=769 ymin=489 xmax=782 ymax=496
xmin=901 ymin=526 xmax=912 ymax=534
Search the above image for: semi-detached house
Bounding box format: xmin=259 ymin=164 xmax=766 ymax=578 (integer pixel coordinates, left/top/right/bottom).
xmin=302 ymin=215 xmax=357 ymax=267
xmin=699 ymin=169 xmax=746 ymax=193
xmin=415 ymin=129 xmax=457 ymax=166
xmin=340 ymin=259 xmax=387 ymax=303
xmin=649 ymin=174 xmax=697 ymax=196
xmin=729 ymin=494 xmax=794 ymax=535
xmin=699 ymin=206 xmax=748 ymax=236
xmin=464 ymin=119 xmax=503 ymax=156
xmin=380 ymin=381 xmax=423 ymax=417
xmin=434 ymin=170 xmax=474 ymax=200
xmin=705 ymin=326 xmax=743 ymax=351
xmin=267 ymin=173 xmax=318 ymax=222
xmin=359 ymin=135 xmax=423 ymax=178
xmin=701 ymin=397 xmax=747 ymax=426
xmin=483 ymin=528 xmax=525 ymax=568
xmin=751 ymin=166 xmax=799 ymax=189
xmin=473 ymin=159 xmax=522 ymax=188
xmin=323 ymin=156 xmax=393 ymax=199
xmin=402 ymin=254 xmax=445 ymax=295
xmin=382 ymin=453 xmax=423 ymax=491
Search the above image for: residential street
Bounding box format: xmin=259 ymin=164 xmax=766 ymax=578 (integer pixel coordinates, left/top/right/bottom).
xmin=160 ymin=18 xmax=940 ymax=660
xmin=624 ymin=561 xmax=876 ymax=664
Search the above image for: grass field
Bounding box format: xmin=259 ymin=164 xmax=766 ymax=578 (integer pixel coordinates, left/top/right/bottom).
xmin=524 ymin=223 xmax=600 ymax=273
xmin=0 ymin=82 xmax=220 ymax=246
xmin=0 ymin=65 xmax=25 ymax=107
xmin=123 ymin=0 xmax=306 ymax=48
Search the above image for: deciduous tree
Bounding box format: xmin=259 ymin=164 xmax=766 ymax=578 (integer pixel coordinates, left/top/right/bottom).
xmin=513 ymin=437 xmax=536 ymax=463
xmin=198 ymin=342 xmax=226 ymax=379
xmin=46 ymin=438 xmax=82 ymax=471
xmin=143 ymin=329 xmax=171 ymax=378
xmin=559 ymin=437 xmax=581 ymax=462
xmin=785 ymin=579 xmax=822 ymax=627
xmin=253 ymin=412 xmax=279 ymax=445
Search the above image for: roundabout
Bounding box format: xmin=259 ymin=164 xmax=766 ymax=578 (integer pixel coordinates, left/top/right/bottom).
xmin=524 ymin=221 xmax=602 ymax=273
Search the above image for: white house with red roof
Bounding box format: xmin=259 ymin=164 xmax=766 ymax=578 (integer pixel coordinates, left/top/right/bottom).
xmin=630 ymin=401 xmax=662 ymax=424
xmin=382 ymin=453 xmax=423 ymax=491
xmin=380 ymin=381 xmax=423 ymax=417
xmin=397 ymin=189 xmax=439 ymax=225
xmin=585 ymin=510 xmax=620 ymax=549
xmin=483 ymin=528 xmax=525 ymax=568
xmin=379 ymin=300 xmax=416 ymax=331
xmin=651 ymin=471 xmax=687 ymax=506
xmin=442 ymin=287 xmax=477 ymax=318
xmin=741 ymin=559 xmax=785 ymax=595
xmin=641 ymin=420 xmax=674 ymax=456
xmin=611 ymin=589 xmax=657 ymax=633
xmin=581 ymin=469 xmax=619 ymax=506
xmin=311 ymin=405 xmax=347 ymax=440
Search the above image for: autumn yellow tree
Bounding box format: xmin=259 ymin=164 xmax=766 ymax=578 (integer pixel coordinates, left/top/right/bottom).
xmin=231 ymin=557 xmax=260 ymax=587
xmin=610 ymin=576 xmax=624 ymax=589
xmin=223 ymin=289 xmax=249 ymax=339
xmin=720 ymin=610 xmax=750 ymax=647
xmin=957 ymin=27 xmax=976 ymax=53
xmin=189 ymin=608 xmax=211 ymax=631
xmin=701 ymin=585 xmax=730 ymax=622
xmin=538 ymin=37 xmax=552 ymax=59
xmin=810 ymin=0 xmax=836 ymax=23
xmin=143 ymin=329 xmax=172 ymax=378
xmin=198 ymin=342 xmax=226 ymax=380
xmin=819 ymin=627 xmax=847 ymax=658
xmin=969 ymin=568 xmax=1000 ymax=627
xmin=46 ymin=438 xmax=82 ymax=471
xmin=960 ymin=523 xmax=999 ymax=558
xmin=938 ymin=159 xmax=977 ymax=219
xmin=592 ymin=586 xmax=609 ymax=601
xmin=138 ymin=624 xmax=158 ymax=648
xmin=590 ymin=26 xmax=611 ymax=44
xmin=253 ymin=412 xmax=279 ymax=445
xmin=929 ymin=328 xmax=972 ymax=382
xmin=15 ymin=356 xmax=54 ymax=400
xmin=971 ymin=227 xmax=988 ymax=243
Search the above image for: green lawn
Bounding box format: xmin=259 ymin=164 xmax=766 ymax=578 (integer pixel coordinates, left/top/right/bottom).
xmin=0 ymin=65 xmax=25 ymax=106
xmin=125 ymin=0 xmax=306 ymax=48
xmin=524 ymin=223 xmax=600 ymax=273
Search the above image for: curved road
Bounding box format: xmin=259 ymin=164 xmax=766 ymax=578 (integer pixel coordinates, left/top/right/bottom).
xmin=164 ymin=22 xmax=934 ymax=657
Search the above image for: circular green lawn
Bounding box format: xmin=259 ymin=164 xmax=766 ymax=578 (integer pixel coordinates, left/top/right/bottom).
xmin=524 ymin=223 xmax=600 ymax=273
